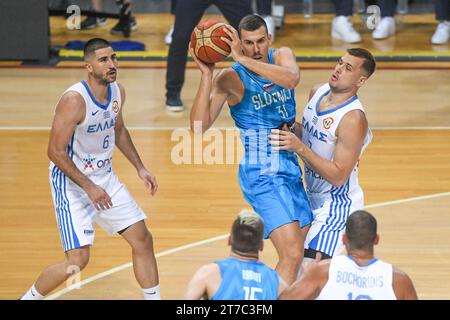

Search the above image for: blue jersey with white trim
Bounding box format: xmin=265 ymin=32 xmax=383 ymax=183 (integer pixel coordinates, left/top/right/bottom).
xmin=211 ymin=257 xmax=279 ymax=300
xmin=230 ymin=48 xmax=301 ymax=176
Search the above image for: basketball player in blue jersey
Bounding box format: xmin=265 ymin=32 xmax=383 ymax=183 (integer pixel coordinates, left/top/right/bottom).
xmin=190 ymin=14 xmax=313 ymax=285
xmin=280 ymin=210 xmax=418 ymax=300
xmin=184 ymin=210 xmax=286 ymax=300
xmin=270 ymin=48 xmax=375 ymax=265
xmin=20 ymin=38 xmax=160 ymax=300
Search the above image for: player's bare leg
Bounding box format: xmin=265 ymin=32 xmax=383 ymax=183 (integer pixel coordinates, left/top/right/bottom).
xmin=21 ymin=246 xmax=90 ymax=299
xmin=120 ymin=220 xmax=160 ymax=299
xmin=270 ymin=222 xmax=307 ymax=285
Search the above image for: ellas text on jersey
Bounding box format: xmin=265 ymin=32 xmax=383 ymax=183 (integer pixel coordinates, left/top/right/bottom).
xmin=87 ymin=117 xmax=117 ymax=134
xmin=302 ymin=116 xmax=327 ymax=143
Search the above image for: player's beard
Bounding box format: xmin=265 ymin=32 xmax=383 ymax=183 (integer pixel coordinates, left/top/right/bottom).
xmin=95 ymin=70 xmax=116 ymax=84
xmin=104 ymin=71 xmax=117 ymax=84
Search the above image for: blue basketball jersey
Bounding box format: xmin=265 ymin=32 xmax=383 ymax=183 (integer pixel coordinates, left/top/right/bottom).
xmin=230 ymin=48 xmax=296 ymax=130
xmin=229 ymin=49 xmax=313 ymax=239
xmin=211 ymin=257 xmax=279 ymax=300
xmin=230 ymin=48 xmax=299 ymax=173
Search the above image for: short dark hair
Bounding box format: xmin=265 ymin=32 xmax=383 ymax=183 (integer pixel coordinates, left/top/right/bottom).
xmin=347 ymin=48 xmax=376 ymax=77
xmin=84 ymin=38 xmax=111 ymax=59
xmin=345 ymin=210 xmax=377 ymax=251
xmin=231 ymin=210 xmax=264 ymax=254
xmin=238 ymin=14 xmax=268 ymax=36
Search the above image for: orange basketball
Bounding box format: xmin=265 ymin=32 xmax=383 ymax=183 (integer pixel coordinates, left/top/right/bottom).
xmin=190 ymin=19 xmax=231 ymax=64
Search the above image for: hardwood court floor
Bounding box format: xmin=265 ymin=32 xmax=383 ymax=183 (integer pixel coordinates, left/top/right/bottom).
xmin=48 ymin=13 xmax=450 ymax=58
xmin=1 ymin=68 xmax=449 ymax=128
xmin=0 ymin=66 xmax=449 ymax=299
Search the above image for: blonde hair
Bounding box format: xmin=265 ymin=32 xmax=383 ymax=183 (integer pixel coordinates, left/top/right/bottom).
xmin=231 ymin=210 xmax=264 ymax=253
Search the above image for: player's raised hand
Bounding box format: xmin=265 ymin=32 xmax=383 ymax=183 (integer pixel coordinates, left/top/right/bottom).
xmin=138 ymin=168 xmax=158 ymax=196
xmin=189 ymin=46 xmax=215 ymax=76
xmin=85 ymin=184 xmax=113 ymax=211
xmin=221 ymin=24 xmax=243 ymax=61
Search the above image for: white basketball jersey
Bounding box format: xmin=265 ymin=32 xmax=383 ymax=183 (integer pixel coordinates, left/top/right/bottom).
xmin=317 ymin=255 xmax=397 ymax=300
xmin=49 ymin=80 xmax=122 ymax=186
xmin=302 ymin=83 xmax=372 ymax=194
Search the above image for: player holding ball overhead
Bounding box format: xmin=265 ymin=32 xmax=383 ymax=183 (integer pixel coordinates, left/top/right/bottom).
xmin=190 ymin=14 xmax=313 ymax=286
xmin=190 ymin=19 xmax=232 ymax=64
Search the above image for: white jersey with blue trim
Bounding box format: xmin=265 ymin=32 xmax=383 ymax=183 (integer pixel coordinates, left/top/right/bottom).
xmin=302 ymin=83 xmax=372 ymax=194
xmin=49 ymin=80 xmax=122 ymax=187
xmin=317 ymin=255 xmax=397 ymax=300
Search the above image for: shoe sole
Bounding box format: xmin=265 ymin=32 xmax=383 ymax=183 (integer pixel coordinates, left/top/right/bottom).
xmin=166 ymin=105 xmax=184 ymax=112
xmin=431 ymin=40 xmax=449 ymax=45
xmin=372 ymin=34 xmax=394 ymax=40
xmin=331 ymin=30 xmax=362 ymax=43
xmin=372 ymin=29 xmax=395 ymax=40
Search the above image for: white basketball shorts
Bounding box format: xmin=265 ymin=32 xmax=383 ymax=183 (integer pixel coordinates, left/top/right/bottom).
xmin=304 ymin=184 xmax=364 ymax=257
xmin=49 ymin=167 xmax=147 ymax=252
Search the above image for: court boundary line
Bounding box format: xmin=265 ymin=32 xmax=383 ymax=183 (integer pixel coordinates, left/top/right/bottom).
xmin=2 ymin=126 xmax=450 ymax=131
xmin=45 ymin=191 xmax=450 ymax=300
xmin=45 ymin=234 xmax=229 ymax=300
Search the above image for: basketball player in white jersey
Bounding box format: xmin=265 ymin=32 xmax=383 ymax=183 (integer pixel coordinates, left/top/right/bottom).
xmin=270 ymin=48 xmax=375 ymax=262
xmin=20 ymin=38 xmax=160 ymax=300
xmin=279 ymin=210 xmax=418 ymax=300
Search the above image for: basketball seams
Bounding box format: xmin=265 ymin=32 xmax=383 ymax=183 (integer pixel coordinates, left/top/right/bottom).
xmin=191 ymin=19 xmax=231 ymax=63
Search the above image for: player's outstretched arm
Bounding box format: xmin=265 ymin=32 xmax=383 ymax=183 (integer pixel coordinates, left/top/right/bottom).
xmin=270 ymin=110 xmax=368 ymax=187
xmin=221 ymin=25 xmax=299 ymax=89
xmin=114 ymin=84 xmax=158 ymax=196
xmin=190 ymin=48 xmax=231 ymax=133
xmin=279 ymin=255 xmax=328 ymax=300
xmin=48 ymin=91 xmax=112 ymax=210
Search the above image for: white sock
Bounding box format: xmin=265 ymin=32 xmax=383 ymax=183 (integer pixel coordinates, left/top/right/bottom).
xmin=21 ymin=284 xmax=44 ymax=300
xmin=142 ymin=284 xmax=160 ymax=300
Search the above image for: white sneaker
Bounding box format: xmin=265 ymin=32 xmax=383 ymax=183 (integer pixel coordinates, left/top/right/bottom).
xmin=263 ymin=15 xmax=275 ymax=41
xmin=431 ymin=21 xmax=450 ymax=45
xmin=165 ymin=24 xmax=174 ymax=45
xmin=331 ymin=16 xmax=362 ymax=43
xmin=372 ymin=17 xmax=396 ymax=40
